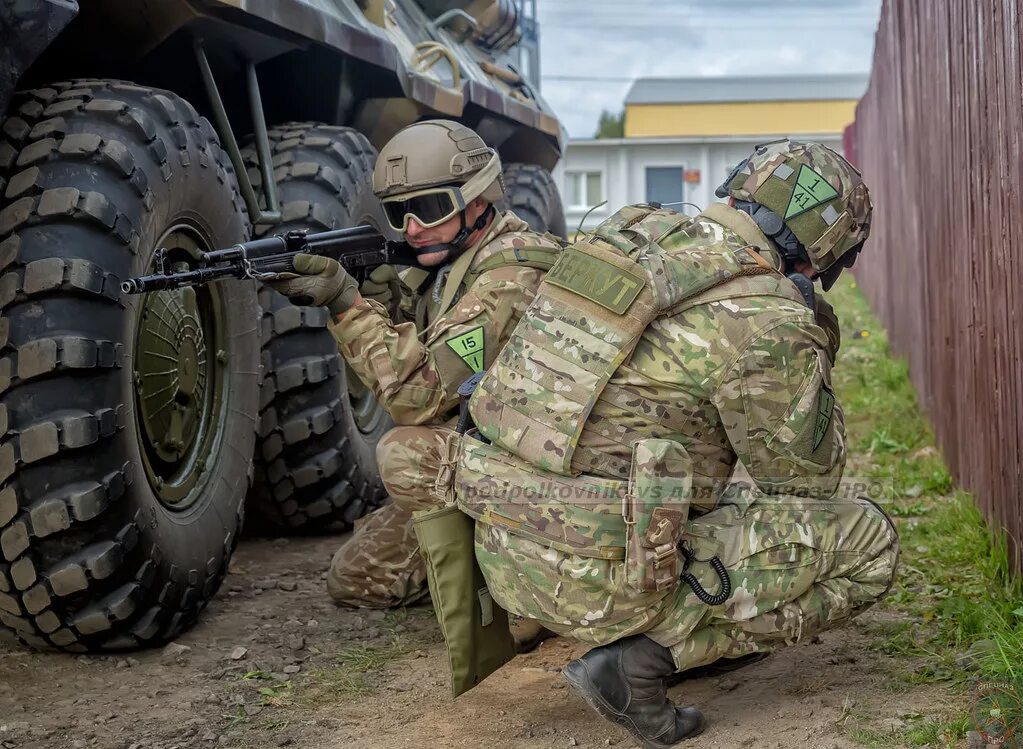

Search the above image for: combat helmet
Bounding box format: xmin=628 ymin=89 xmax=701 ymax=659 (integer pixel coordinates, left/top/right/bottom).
xmin=373 ymin=120 xmax=504 ymax=246
xmin=716 ymin=139 xmax=872 ymax=290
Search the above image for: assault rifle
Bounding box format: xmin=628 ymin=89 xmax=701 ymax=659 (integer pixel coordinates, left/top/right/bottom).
xmin=121 ymin=225 xmax=417 ymax=294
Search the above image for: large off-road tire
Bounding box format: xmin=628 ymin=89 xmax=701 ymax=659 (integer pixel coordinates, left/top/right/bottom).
xmin=0 ymin=80 xmax=259 ymax=651
xmin=243 ymin=124 xmax=390 ymax=533
xmin=499 ymin=163 xmax=566 ymax=238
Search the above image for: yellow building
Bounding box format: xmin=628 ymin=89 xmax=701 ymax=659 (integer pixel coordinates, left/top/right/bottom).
xmin=624 ymin=73 xmax=866 ymax=138
xmin=558 ymin=74 xmax=867 ymax=231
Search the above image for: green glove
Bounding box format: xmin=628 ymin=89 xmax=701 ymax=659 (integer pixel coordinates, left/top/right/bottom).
xmin=267 ymin=253 xmax=360 ymax=313
xmin=360 ymin=264 xmax=402 ymax=309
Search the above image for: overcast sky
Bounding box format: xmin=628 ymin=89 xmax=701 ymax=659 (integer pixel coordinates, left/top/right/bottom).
xmin=536 ymin=0 xmax=883 ymax=138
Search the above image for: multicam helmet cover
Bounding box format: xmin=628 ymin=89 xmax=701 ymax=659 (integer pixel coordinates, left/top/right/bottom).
xmin=718 ymin=139 xmax=872 ymax=278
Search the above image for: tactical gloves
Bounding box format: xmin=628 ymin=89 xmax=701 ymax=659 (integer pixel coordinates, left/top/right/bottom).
xmin=267 ymin=253 xmax=360 ymax=313
xmin=360 ymin=264 xmax=402 ymax=310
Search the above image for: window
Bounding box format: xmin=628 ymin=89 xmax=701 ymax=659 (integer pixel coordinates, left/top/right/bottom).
xmin=645 ymin=167 xmax=684 ymax=206
xmin=565 ymin=171 xmax=603 ymax=209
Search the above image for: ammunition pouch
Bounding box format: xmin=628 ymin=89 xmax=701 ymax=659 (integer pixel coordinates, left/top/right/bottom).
xmin=455 ymin=433 xmax=692 ymax=593
xmin=455 ymin=432 xmax=628 ymax=559
xmin=624 ymin=439 xmax=692 ymax=592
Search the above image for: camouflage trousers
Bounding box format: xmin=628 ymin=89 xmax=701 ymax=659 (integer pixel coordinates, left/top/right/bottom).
xmin=327 ymin=425 xmax=452 ymax=608
xmin=475 ymin=492 xmax=899 ymax=672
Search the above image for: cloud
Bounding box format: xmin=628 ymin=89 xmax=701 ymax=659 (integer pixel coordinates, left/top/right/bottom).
xmin=536 ymin=0 xmax=882 ymax=138
xmin=777 ymin=45 xmax=804 ymax=64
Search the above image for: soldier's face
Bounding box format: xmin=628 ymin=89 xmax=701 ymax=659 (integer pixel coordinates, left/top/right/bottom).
xmin=404 ymin=198 xmax=489 ymax=266
xmin=404 ymin=213 xmax=462 ymax=265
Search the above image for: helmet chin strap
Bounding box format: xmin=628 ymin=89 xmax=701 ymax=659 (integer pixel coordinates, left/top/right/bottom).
xmin=412 ymin=204 xmax=496 ymax=262
xmin=451 ymin=203 xmax=496 ymax=252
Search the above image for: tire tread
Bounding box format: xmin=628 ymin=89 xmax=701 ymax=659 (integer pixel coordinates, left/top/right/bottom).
xmin=0 ymin=79 xmax=250 ymax=650
xmin=243 ymin=123 xmax=388 ymax=533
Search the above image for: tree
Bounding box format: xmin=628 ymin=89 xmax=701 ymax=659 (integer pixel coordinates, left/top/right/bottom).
xmin=594 ymin=109 xmax=625 ymax=138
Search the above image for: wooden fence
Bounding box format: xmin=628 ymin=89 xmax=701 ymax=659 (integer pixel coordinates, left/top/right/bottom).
xmin=852 ymin=0 xmax=1023 ymax=571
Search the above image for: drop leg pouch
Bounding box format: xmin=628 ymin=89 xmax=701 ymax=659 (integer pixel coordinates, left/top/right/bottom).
xmin=413 ymin=504 xmax=516 ymax=697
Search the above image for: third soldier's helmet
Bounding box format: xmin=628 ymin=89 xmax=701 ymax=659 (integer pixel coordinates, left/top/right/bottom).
xmin=373 ymin=120 xmax=504 ymax=233
xmin=717 ymin=139 xmax=872 ymax=290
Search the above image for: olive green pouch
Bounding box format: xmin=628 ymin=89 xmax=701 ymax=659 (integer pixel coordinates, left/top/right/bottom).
xmin=413 ymin=504 xmax=516 ymax=697
xmin=624 ymin=438 xmax=693 ymax=592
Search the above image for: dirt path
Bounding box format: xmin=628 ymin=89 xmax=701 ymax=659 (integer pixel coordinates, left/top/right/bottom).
xmin=0 ymin=532 xmax=958 ymax=749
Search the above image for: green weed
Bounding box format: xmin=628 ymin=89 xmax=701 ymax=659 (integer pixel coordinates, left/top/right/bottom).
xmin=334 ymin=637 xmax=412 ymax=671
xmin=285 ymin=635 xmax=412 ymax=706
xmin=825 ymin=277 xmax=1023 ymax=739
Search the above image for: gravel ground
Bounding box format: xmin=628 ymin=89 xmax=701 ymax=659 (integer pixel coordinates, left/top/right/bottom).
xmin=0 ymin=532 xmax=957 ymax=749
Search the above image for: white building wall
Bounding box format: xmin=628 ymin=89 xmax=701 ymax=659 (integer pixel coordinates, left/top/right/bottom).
xmin=555 ymin=135 xmax=843 ymax=232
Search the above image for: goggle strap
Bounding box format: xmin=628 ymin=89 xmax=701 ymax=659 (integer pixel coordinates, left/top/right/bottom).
xmin=455 ymin=151 xmax=501 ymax=203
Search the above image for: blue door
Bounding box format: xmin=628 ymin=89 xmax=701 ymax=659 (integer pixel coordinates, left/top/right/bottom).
xmin=645 ymin=167 xmax=684 ymax=206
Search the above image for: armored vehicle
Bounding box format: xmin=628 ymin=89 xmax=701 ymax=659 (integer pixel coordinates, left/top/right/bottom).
xmin=0 ymin=0 xmax=564 ymax=651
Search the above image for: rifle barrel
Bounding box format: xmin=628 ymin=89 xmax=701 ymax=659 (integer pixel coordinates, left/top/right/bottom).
xmin=121 ymin=264 xmax=243 ymax=294
xmin=120 ymin=225 xmax=408 ymax=295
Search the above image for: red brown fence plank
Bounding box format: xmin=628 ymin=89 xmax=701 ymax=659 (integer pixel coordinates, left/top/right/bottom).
xmin=853 ymin=0 xmax=1023 ymax=571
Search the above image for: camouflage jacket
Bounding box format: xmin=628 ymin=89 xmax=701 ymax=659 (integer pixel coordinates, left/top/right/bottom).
xmin=703 ymin=202 xmax=841 ymax=364
xmin=460 ymin=204 xmax=848 ymax=644
xmin=330 ymin=210 xmax=562 ymax=425
xmin=472 ymin=204 xmax=846 ymax=509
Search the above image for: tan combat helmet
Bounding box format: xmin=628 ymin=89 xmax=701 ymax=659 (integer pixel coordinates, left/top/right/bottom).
xmin=717 ymin=139 xmax=872 ymax=289
xmin=373 ymin=120 xmax=504 ymax=234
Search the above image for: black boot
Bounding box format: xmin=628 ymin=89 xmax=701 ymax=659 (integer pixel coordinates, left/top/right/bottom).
xmin=562 ymin=635 xmax=705 ymax=749
xmin=665 ymin=651 xmax=769 ymax=686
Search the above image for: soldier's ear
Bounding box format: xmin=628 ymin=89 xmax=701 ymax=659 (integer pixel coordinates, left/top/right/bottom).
xmin=467 ymin=197 xmax=489 ymax=221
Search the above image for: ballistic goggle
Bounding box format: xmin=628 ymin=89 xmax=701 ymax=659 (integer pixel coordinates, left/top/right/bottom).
xmin=381 ymin=152 xmax=501 ymax=233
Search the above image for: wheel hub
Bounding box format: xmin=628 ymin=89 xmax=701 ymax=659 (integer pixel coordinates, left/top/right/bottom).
xmin=175 ymin=324 xmax=201 ymax=399
xmin=136 ymin=286 xmax=208 ymax=463
xmin=132 ymin=227 xmax=226 ymax=509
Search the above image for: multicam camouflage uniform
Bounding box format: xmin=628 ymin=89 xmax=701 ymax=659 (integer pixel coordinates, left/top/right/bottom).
xmin=449 ymin=146 xmax=897 ymax=673
xmin=326 ymin=210 xmax=561 ymax=607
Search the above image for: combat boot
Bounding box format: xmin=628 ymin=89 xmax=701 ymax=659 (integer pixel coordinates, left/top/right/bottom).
xmin=562 ymin=635 xmax=704 ymax=748
xmin=665 ymin=651 xmax=769 ymax=686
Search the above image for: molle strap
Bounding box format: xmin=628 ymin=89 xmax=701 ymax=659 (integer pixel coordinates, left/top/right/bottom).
xmin=455 ymin=434 xmax=628 ymax=559
xmin=436 ymin=239 xmax=562 ymax=324
xmin=465 ymin=244 xmax=562 ymax=284
xmin=662 ymin=264 xmax=781 ymax=319
xmin=593 ymin=205 xmax=693 ymax=256
xmin=469 ymin=203 xmax=780 ymax=479
xmin=657 ymin=240 xmax=781 ymax=315
xmin=471 ymin=239 xmax=660 ymax=476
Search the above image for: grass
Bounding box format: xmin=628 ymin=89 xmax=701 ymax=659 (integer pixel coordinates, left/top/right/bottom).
xmin=218 ymin=633 xmax=417 ymax=729
xmin=334 ymin=637 xmax=413 ymax=671
xmin=825 ymin=276 xmax=1023 ymax=746
xmin=848 ymin=717 xmax=968 ymax=749
xmin=288 ymin=635 xmax=414 ymax=706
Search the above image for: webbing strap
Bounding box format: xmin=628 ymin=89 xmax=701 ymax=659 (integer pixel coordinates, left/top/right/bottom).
xmin=436 ymin=244 xmax=562 ymax=320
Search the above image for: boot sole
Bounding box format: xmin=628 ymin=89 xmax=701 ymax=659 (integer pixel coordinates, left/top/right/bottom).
xmin=665 ymin=652 xmax=769 ymax=687
xmin=562 ymin=661 xmax=706 ymax=749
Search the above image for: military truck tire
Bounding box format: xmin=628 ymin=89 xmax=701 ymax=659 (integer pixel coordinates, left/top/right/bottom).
xmin=244 ymin=124 xmax=389 ymax=533
xmin=499 ymin=163 xmax=566 ymax=238
xmin=0 ymin=80 xmax=258 ymax=650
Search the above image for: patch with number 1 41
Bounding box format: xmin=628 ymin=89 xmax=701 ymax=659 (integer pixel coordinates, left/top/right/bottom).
xmin=446 ymin=326 xmax=485 ymax=373
xmin=785 ymin=164 xmax=840 ymax=220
